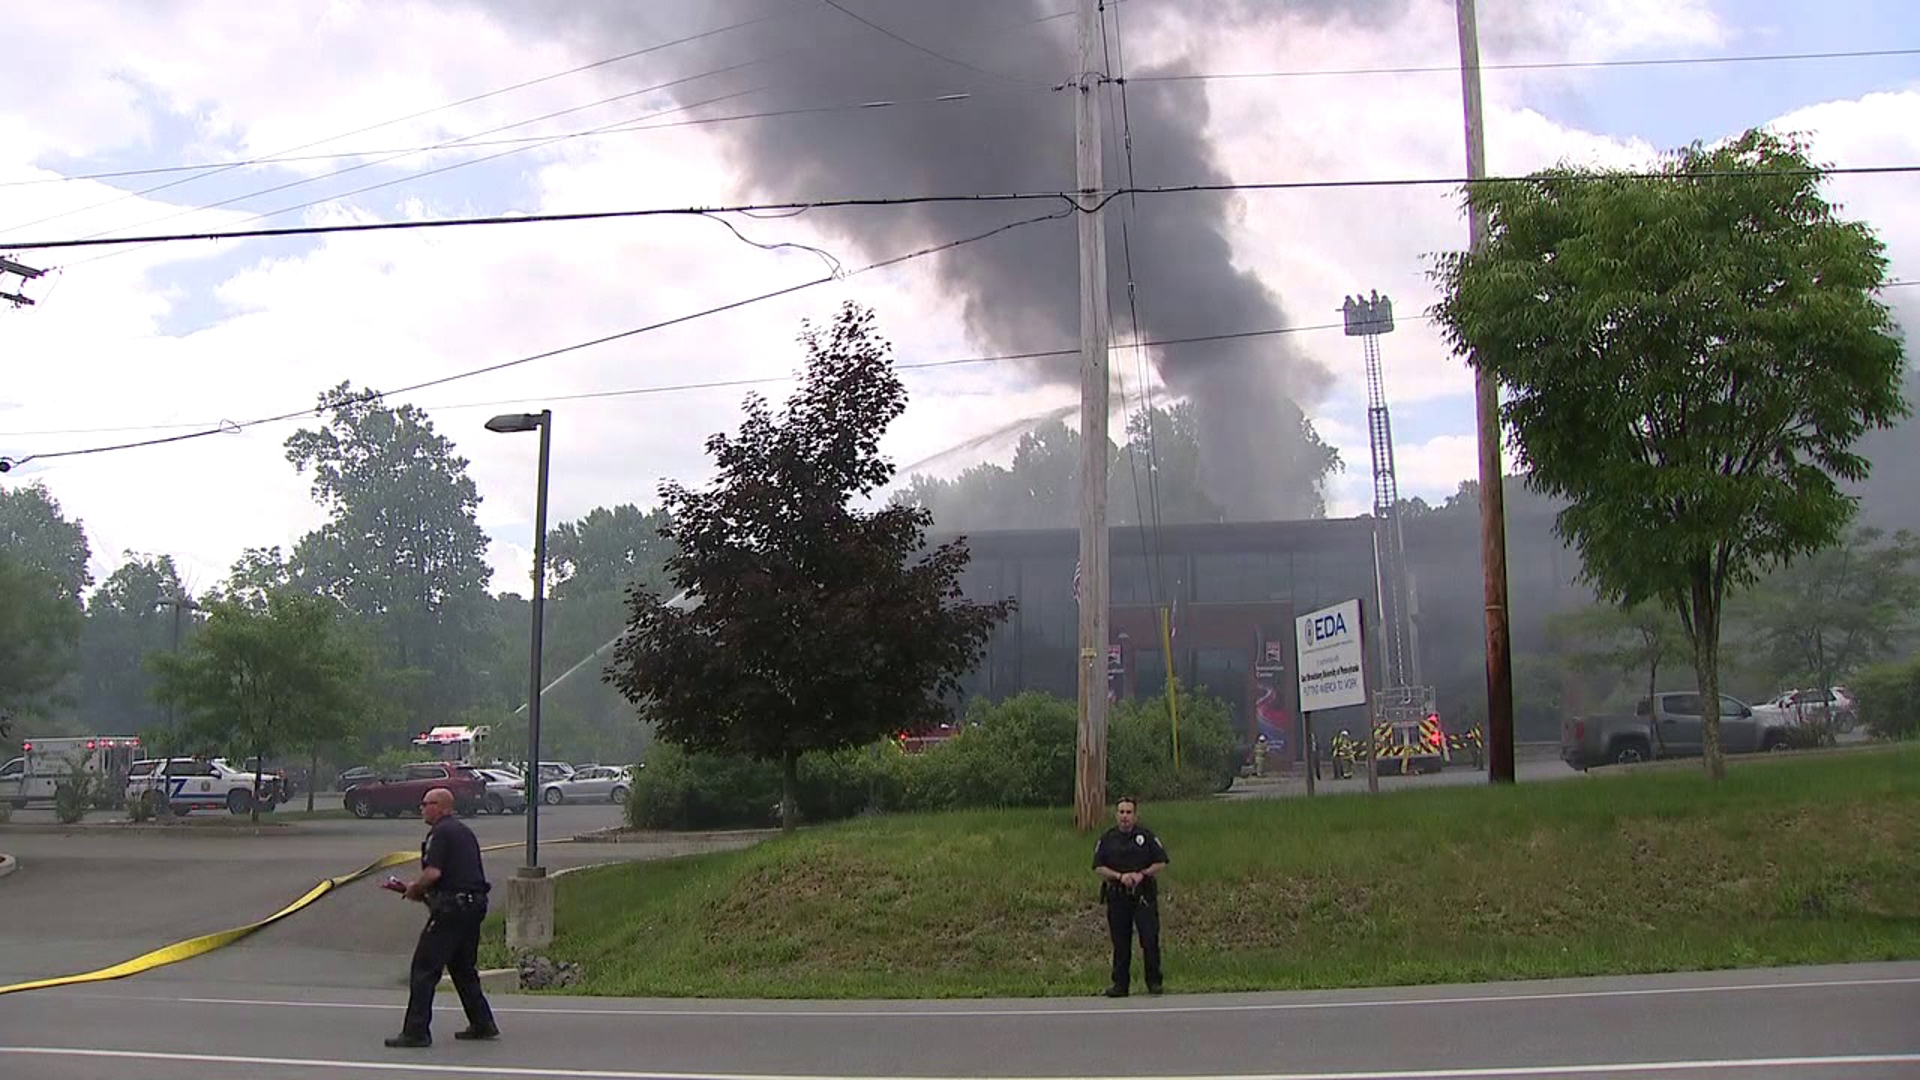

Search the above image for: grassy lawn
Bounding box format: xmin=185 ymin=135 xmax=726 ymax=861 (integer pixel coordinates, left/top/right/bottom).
xmin=482 ymin=745 xmax=1920 ymax=998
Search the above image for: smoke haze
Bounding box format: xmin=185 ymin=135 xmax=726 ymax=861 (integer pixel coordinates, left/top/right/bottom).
xmin=462 ymin=0 xmax=1410 ymax=519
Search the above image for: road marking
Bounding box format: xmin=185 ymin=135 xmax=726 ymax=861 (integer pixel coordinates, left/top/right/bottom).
xmin=103 ymin=973 xmax=1920 ymax=1020
xmin=4 ymin=1046 xmax=1919 ymax=1078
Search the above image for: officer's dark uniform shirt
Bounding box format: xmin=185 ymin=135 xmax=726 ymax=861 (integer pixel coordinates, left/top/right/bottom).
xmin=421 ymin=816 xmax=489 ymax=896
xmin=1093 ymin=824 xmax=1170 ymax=899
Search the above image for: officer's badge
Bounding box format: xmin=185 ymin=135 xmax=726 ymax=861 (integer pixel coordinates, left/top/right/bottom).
xmin=1135 ymin=834 xmax=1145 ymax=846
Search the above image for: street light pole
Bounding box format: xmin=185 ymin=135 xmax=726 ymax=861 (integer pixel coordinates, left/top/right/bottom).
xmin=486 ymin=409 xmax=553 ymax=875
xmin=526 ymin=411 xmax=551 ymax=870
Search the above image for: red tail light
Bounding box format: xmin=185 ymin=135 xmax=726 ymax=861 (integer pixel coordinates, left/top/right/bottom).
xmin=21 ymin=741 xmax=31 ymax=752
xmin=1573 ymin=721 xmax=1586 ymax=741
xmin=86 ymin=739 xmax=97 ymax=750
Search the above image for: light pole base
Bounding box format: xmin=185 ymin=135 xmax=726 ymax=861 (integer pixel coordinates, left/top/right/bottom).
xmin=505 ymin=866 xmax=554 ymax=951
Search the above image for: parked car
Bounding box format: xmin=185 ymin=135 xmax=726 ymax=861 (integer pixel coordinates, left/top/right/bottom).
xmin=341 ymin=762 xmax=487 ymax=818
xmin=1769 ymin=687 xmax=1858 ymax=733
xmin=473 ymin=767 xmax=529 ymax=815
xmin=334 ymin=765 xmax=376 ymax=791
xmin=1562 ymin=691 xmax=1791 ymax=770
xmin=126 ymin=756 xmax=286 ymax=815
xmin=538 ymin=764 xmax=633 ymax=805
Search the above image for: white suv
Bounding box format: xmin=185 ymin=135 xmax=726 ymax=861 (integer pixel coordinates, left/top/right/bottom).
xmin=126 ymin=757 xmax=285 ymax=815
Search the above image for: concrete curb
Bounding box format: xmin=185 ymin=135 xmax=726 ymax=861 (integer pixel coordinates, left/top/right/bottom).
xmin=1608 ymin=740 xmax=1900 ymax=776
xmin=0 ymin=820 xmax=292 ymax=837
xmin=441 ymin=967 xmax=520 ymax=994
xmin=0 ymin=852 xmax=16 ymax=880
xmin=568 ymin=827 xmax=779 ymax=845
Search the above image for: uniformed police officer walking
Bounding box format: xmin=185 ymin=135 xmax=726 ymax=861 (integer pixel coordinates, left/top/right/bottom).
xmin=1092 ymin=796 xmax=1169 ymax=997
xmin=386 ymin=787 xmax=501 ymax=1048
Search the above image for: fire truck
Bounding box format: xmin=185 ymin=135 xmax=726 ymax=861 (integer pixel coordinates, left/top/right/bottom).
xmin=411 ymin=725 xmax=490 ymax=763
xmin=1370 ymin=686 xmax=1449 ymax=774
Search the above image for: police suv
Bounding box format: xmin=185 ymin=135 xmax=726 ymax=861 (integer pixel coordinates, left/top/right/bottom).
xmin=125 ymin=757 xmax=286 ymax=816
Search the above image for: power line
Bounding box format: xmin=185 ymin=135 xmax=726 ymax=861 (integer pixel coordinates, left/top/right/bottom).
xmin=57 ymin=83 xmax=767 ymax=271
xmin=5 ymin=41 xmax=1907 ymax=193
xmin=12 ymin=163 xmax=1920 ymax=256
xmin=1101 ymin=0 xmax=1166 ymax=608
xmin=1129 ymin=45 xmax=1920 ymax=83
xmin=0 ymin=92 xmax=1017 ymax=191
xmin=0 ymin=206 xmax=1073 ymax=469
xmin=818 ymin=0 xmax=1051 ymax=88
xmin=0 ymin=9 xmax=791 ymax=236
xmin=0 ymin=317 xmax=1357 ymax=445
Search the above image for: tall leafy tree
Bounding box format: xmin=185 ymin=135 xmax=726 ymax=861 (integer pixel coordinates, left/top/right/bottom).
xmin=77 ymin=554 xmax=187 ymax=733
xmin=150 ymin=593 xmax=366 ymax=822
xmin=1432 ymin=129 xmax=1910 ymax=778
xmin=0 ymin=548 xmax=82 ymax=722
xmin=0 ymin=482 xmax=91 ymax=723
xmin=0 ymin=480 xmax=93 ymax=605
xmin=284 ymin=384 xmax=493 ymax=733
xmin=1743 ymin=526 xmax=1920 ymax=709
xmin=607 ymin=304 xmax=1015 ymax=830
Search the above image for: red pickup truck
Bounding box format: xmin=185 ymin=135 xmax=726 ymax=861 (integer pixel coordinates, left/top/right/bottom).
xmin=342 ymin=762 xmax=487 ymax=819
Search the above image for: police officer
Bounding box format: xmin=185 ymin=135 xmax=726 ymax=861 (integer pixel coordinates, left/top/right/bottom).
xmin=1092 ymin=796 xmax=1169 ymax=997
xmin=386 ymin=787 xmax=500 ymax=1048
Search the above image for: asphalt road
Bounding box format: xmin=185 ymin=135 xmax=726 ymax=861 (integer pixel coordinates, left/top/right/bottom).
xmin=0 ymin=963 xmax=1914 ymax=1078
xmin=0 ymin=802 xmax=760 ymax=989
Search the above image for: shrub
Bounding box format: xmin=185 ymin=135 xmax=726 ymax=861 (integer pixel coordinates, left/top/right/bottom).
xmin=1852 ymin=654 xmax=1920 ymax=741
xmin=1109 ymin=685 xmax=1238 ymax=800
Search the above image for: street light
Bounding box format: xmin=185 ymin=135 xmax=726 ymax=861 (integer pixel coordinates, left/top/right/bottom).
xmin=487 ymin=410 xmax=552 ymax=875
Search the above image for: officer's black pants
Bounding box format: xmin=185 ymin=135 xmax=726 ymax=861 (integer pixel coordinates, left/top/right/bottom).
xmin=1106 ymin=891 xmax=1162 ymax=990
xmin=403 ymin=906 xmax=497 ymax=1038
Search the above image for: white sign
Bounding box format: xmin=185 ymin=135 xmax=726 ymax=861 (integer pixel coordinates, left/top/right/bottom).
xmin=1295 ymin=599 xmax=1366 ymax=712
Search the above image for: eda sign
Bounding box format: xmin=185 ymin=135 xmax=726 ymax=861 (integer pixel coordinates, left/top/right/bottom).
xmin=1295 ymin=598 xmax=1366 ymax=711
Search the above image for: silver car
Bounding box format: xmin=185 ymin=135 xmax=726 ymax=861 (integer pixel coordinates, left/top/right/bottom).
xmin=474 ymin=768 xmax=529 ymax=815
xmin=538 ymin=765 xmax=633 ymax=805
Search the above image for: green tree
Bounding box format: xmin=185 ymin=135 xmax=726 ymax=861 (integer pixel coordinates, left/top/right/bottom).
xmin=607 ymin=304 xmax=1016 ymax=831
xmin=0 ymin=480 xmax=93 ymax=605
xmin=77 ymin=554 xmax=188 ymax=734
xmin=150 ymin=593 xmax=366 ymax=822
xmin=1743 ymin=526 xmax=1920 ymax=714
xmin=1431 ymin=129 xmax=1909 ymax=779
xmin=284 ymin=384 xmax=493 ymax=734
xmin=0 ymin=548 xmax=82 ymax=720
xmin=1551 ymin=601 xmax=1691 ymax=751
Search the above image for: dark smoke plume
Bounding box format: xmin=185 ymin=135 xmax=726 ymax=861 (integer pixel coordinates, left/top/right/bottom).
xmin=466 ymin=0 xmax=1406 ymax=519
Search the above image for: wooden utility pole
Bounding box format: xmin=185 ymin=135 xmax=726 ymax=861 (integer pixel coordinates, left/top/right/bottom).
xmin=1455 ymin=0 xmax=1517 ymax=784
xmin=1071 ymin=0 xmax=1113 ymax=830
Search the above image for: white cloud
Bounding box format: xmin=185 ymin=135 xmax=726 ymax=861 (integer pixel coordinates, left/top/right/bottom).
xmin=3 ymin=0 xmax=1914 ymax=596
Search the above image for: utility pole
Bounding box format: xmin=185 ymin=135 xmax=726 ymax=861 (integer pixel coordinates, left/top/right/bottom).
xmin=1455 ymin=0 xmax=1517 ymax=784
xmin=1071 ymin=0 xmax=1113 ymax=831
xmin=0 ymin=255 xmax=45 ymax=308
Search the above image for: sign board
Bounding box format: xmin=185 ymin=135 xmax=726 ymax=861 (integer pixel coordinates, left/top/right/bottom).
xmin=1106 ymin=647 xmax=1124 ymax=675
xmin=1295 ymin=598 xmax=1366 ymax=711
xmin=1263 ymin=641 xmax=1285 ymax=666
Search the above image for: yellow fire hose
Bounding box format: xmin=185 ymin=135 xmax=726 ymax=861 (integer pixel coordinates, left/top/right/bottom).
xmin=0 ymin=840 xmax=538 ymax=997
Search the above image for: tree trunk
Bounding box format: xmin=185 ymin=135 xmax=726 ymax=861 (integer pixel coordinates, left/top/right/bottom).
xmin=780 ymin=749 xmax=798 ymax=834
xmin=306 ymin=747 xmax=318 ymax=813
xmin=1691 ymin=581 xmax=1727 ymax=781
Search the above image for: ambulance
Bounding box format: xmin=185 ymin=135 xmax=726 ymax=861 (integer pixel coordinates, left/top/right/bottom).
xmin=0 ymin=735 xmax=143 ymax=809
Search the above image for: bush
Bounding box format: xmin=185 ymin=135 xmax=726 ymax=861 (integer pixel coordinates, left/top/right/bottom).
xmin=1853 ymin=654 xmax=1920 ymax=741
xmin=1109 ymin=685 xmax=1239 ymax=800
xmin=623 ymin=686 xmax=1229 ymax=830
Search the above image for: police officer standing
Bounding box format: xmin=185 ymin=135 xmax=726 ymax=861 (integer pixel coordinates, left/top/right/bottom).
xmin=386 ymin=787 xmax=500 ymax=1048
xmin=1092 ymin=796 xmax=1169 ymax=997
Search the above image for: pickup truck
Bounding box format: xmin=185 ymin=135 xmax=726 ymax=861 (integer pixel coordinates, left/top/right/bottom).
xmin=1562 ymin=691 xmax=1791 ymax=770
xmin=342 ymin=761 xmax=487 ymax=818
